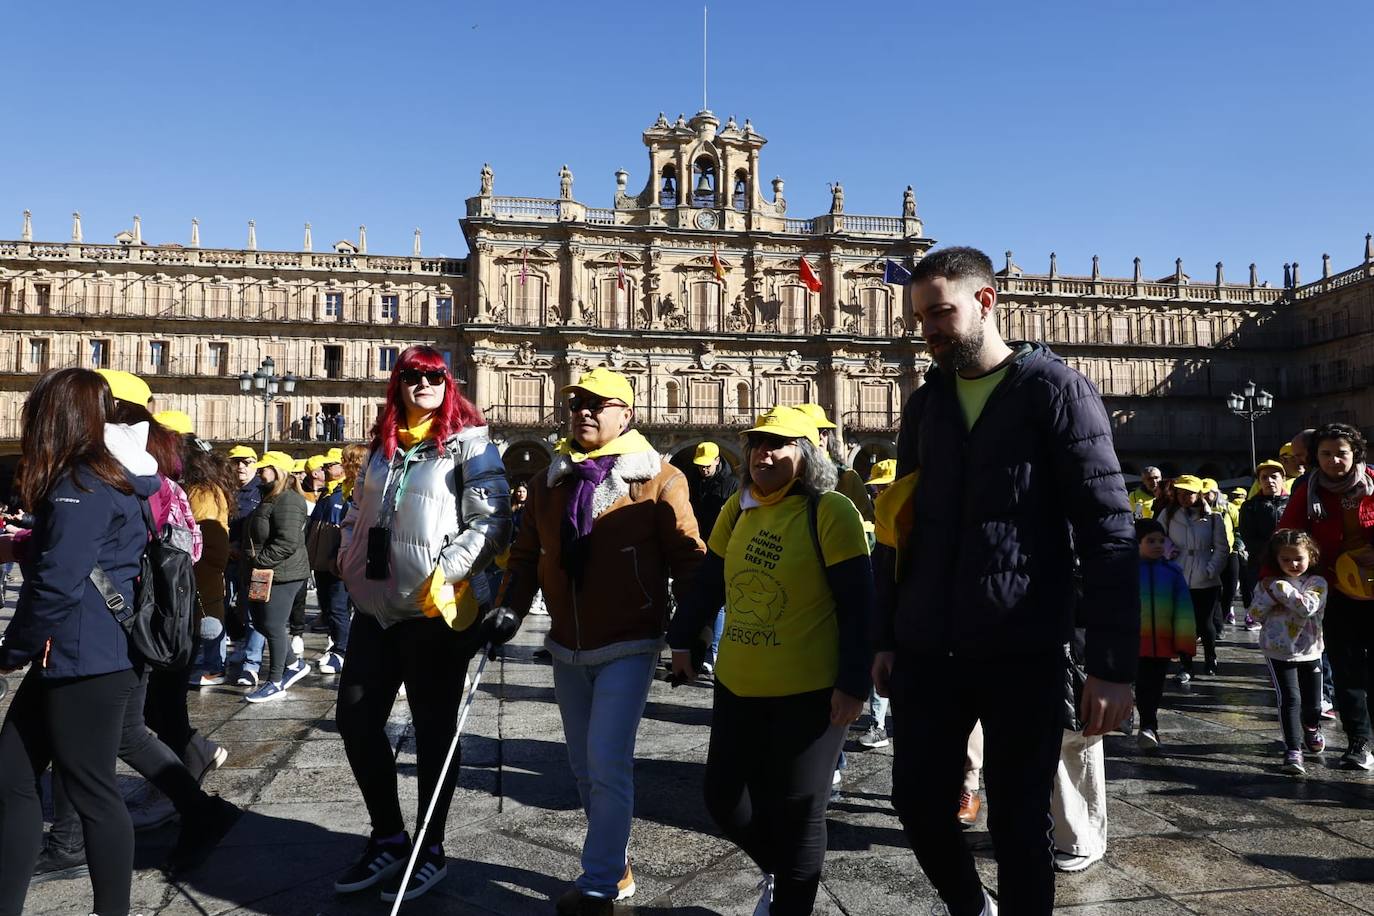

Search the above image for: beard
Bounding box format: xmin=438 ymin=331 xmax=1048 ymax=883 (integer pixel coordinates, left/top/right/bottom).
xmin=930 ymin=322 xmax=986 ymax=374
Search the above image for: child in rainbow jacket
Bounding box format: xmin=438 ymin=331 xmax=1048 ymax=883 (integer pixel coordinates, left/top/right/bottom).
xmin=1135 ymin=518 xmax=1196 ymax=750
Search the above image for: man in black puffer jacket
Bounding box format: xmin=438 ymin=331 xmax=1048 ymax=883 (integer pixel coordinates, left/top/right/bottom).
xmin=871 ymin=247 xmax=1137 ymax=916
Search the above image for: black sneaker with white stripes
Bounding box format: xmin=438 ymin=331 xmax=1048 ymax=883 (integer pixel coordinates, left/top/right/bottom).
xmin=334 ymin=836 xmax=411 ymax=893
xmin=379 ymin=845 xmax=448 ymax=903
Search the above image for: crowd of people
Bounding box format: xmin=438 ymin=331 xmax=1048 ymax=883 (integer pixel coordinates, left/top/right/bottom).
xmin=0 ymin=246 xmax=1371 ymax=916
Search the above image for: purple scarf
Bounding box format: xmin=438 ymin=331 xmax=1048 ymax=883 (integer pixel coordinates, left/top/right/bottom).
xmin=565 ymin=455 xmax=618 ymax=539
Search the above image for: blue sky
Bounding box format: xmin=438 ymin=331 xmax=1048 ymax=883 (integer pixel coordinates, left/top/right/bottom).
xmin=4 ymin=1 xmax=1370 ymax=284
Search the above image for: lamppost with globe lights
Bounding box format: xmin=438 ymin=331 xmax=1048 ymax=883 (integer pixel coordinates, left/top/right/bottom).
xmin=1227 ymin=380 xmax=1274 ymax=473
xmin=239 ymin=357 xmax=299 ymax=455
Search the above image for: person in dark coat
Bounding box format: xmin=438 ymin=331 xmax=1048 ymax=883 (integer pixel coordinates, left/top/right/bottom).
xmin=870 ymin=247 xmax=1137 ymax=916
xmin=1238 ymin=460 xmax=1290 ymax=613
xmin=687 ymin=442 xmax=739 ymax=672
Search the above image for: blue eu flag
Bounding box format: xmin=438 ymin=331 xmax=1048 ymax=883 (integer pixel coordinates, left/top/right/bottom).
xmin=884 ymin=260 xmax=913 ymax=285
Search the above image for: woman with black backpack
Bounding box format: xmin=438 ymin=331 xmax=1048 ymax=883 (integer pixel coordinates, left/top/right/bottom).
xmin=0 ymin=369 xmax=164 ymax=916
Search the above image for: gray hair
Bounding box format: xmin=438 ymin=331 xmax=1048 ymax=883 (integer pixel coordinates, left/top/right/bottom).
xmin=739 ymin=437 xmax=837 ymax=495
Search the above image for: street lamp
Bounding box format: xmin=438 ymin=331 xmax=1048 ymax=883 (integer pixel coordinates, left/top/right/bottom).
xmin=1227 ymin=380 xmax=1274 ymax=472
xmin=239 ymin=356 xmax=299 ymax=455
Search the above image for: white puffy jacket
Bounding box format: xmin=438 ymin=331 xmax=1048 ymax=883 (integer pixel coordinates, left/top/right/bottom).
xmin=1161 ymin=506 xmax=1228 ymax=589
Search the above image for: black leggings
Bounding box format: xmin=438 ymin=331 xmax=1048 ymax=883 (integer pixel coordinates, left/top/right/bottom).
xmin=1265 ymin=657 xmax=1322 ymax=751
xmin=48 ymin=668 xmax=207 ymax=853
xmin=1182 ymin=586 xmax=1219 ymax=670
xmin=289 ymin=572 xmax=309 ymax=637
xmin=248 ymin=578 xmax=305 ymax=682
xmin=336 ymin=613 xmax=481 ymax=849
xmin=704 ymin=682 xmax=845 ymax=916
xmin=1324 ymin=589 xmax=1374 ymax=745
xmin=0 ymin=666 xmax=139 ymax=916
xmin=1135 ymin=657 xmax=1171 ymax=732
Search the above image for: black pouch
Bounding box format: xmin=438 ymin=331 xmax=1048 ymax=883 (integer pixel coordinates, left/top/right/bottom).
xmin=365 ymin=527 xmax=391 ymax=580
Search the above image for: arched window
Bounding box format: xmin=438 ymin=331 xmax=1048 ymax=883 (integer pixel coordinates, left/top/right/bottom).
xmin=859 ymin=288 xmax=890 ymax=336
xmin=512 ymin=276 xmax=543 ymax=325
xmin=659 ymin=165 xmax=678 ymax=208
xmin=732 ymin=170 xmax=748 ymax=210
xmin=598 ymin=278 xmax=631 ymax=329
xmin=736 ymin=382 xmax=751 ymax=414
xmin=779 ymin=285 xmax=808 ymax=334
xmin=690 ymin=281 xmax=720 ymax=331
xmin=692 ymin=156 xmax=717 ymax=208
xmin=666 ymin=380 xmax=680 ymax=411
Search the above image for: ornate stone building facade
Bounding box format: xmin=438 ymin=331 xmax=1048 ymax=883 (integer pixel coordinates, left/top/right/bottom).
xmin=2 ymin=109 xmax=1371 ymax=485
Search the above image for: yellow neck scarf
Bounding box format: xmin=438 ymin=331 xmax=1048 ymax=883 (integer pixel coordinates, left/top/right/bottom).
xmin=558 ymin=428 xmax=655 ymax=463
xmin=750 ymin=479 xmax=799 ymax=506
xmin=396 ymin=415 xmax=435 ymax=449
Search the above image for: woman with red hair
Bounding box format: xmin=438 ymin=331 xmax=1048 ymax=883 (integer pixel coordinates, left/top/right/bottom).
xmin=335 ymin=346 xmax=511 ymax=903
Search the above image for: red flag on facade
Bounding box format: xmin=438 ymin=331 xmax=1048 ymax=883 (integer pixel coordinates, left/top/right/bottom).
xmin=519 ymin=247 xmax=528 ymax=286
xmin=616 ymin=251 xmax=625 ymax=290
xmin=712 ymin=245 xmax=727 ymax=283
xmin=800 ymin=256 xmax=822 ymax=292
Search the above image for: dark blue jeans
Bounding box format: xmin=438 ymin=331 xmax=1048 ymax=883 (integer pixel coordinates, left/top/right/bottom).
xmin=314 ymin=570 xmax=351 ymax=654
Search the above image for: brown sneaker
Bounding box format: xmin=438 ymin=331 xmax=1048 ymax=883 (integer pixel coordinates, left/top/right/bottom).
xmin=617 ymin=862 xmax=635 ymax=901
xmin=957 ymin=790 xmax=981 ymax=827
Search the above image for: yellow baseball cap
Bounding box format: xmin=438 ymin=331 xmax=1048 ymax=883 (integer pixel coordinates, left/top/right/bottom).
xmin=693 ymin=442 xmax=720 ymax=466
xmin=742 ymin=406 xmax=821 ymax=447
xmin=254 ymin=451 xmax=294 ymax=475
xmin=305 ymin=454 xmax=329 ymax=472
xmin=227 ymin=445 xmax=258 ymax=461
xmin=561 ymin=367 xmax=635 ymax=408
xmin=867 ymin=459 xmax=897 ymax=486
xmin=1279 ymin=443 xmax=1295 ymax=457
xmin=291 ymin=458 xmax=307 ymax=473
xmin=97 ymin=369 xmax=152 ymax=406
xmin=1172 ymin=474 xmax=1204 ymax=493
xmin=153 ymin=409 xmax=193 ymax=436
xmin=1256 ymin=459 xmax=1286 ymax=477
xmin=1229 ymin=487 xmax=1247 ymax=498
xmin=795 ymin=403 xmax=837 ymax=430
xmin=324 ymin=447 xmax=344 ymax=464
xmin=1202 ymin=478 xmax=1218 ymax=493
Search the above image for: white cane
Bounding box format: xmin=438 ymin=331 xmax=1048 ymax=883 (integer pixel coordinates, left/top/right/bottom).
xmin=387 ymin=644 xmax=491 ymax=915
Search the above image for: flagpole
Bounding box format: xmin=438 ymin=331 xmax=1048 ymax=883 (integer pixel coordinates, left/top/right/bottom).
xmin=703 ymin=6 xmax=708 ymax=112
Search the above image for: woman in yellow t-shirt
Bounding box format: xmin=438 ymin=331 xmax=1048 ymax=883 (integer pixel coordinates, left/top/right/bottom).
xmin=670 ymin=405 xmax=873 ymax=916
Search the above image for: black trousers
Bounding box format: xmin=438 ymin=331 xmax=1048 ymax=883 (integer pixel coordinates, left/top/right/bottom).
xmin=289 ymin=572 xmax=309 ymax=637
xmin=1182 ymin=586 xmax=1219 ymax=670
xmin=0 ymin=666 xmax=139 ymax=916
xmin=337 ymin=613 xmax=480 ymax=848
xmin=49 ymin=667 xmax=206 ymax=852
xmin=1220 ymin=553 xmax=1240 ymax=619
xmin=1135 ymin=657 xmax=1171 ymax=732
xmin=1325 ymin=589 xmax=1374 ymax=746
xmin=1240 ymin=561 xmax=1259 ymax=611
xmin=889 ymin=650 xmax=1065 ymax=916
xmin=704 ymin=683 xmax=845 ymax=916
xmin=1265 ymin=657 xmax=1322 ymax=751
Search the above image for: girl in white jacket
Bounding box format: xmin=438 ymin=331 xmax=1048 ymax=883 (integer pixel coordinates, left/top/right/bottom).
xmin=1249 ymin=529 xmax=1328 ymax=776
xmin=1159 ymin=475 xmax=1229 ymax=677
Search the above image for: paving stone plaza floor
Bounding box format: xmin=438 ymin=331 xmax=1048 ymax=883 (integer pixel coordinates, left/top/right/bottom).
xmin=4 ymin=584 xmax=1374 ymax=915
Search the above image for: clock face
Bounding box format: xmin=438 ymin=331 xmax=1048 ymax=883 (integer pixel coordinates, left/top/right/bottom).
xmin=695 ymin=209 xmax=718 ymax=230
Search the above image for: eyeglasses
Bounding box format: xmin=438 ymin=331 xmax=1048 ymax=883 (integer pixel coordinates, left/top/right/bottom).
xmin=231 ymin=457 xmax=254 ymax=466
xmin=398 ymin=369 xmax=447 ymax=387
xmin=567 ymin=395 xmax=628 ymax=415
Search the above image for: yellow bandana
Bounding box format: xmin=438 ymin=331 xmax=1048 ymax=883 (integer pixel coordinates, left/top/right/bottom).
xmin=396 ymin=415 xmax=435 ymax=449
xmin=749 ymin=479 xmax=799 ymax=507
xmin=557 ymin=428 xmax=655 ymax=463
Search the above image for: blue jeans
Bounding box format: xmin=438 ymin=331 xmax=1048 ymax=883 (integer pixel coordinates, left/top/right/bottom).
xmin=315 ymin=570 xmax=351 ymax=655
xmin=197 ymin=616 xmax=226 ymax=675
xmin=707 ymin=608 xmax=725 ymax=666
xmin=551 ymin=651 xmax=658 ymax=898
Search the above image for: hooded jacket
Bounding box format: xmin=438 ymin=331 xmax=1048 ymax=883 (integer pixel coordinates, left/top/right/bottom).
xmin=1139 ymin=558 xmax=1196 ymax=658
xmin=244 ymin=483 xmax=310 ymax=583
xmin=0 ymin=426 xmax=162 ymax=677
xmin=339 ymin=426 xmax=510 ymax=629
xmin=500 ymin=446 xmax=705 ymax=664
xmin=872 ymin=342 xmax=1139 ymax=683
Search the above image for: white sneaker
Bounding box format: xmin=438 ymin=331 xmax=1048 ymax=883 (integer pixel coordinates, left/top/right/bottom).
xmin=931 ymin=889 xmax=997 ymax=916
xmin=190 ymin=671 xmax=226 ymax=687
xmin=753 ymin=873 xmax=774 ymax=916
xmin=1053 ymin=849 xmax=1103 ymax=872
xmin=317 ymin=652 xmax=344 ymax=675
xmin=290 ymin=635 xmax=305 ymax=659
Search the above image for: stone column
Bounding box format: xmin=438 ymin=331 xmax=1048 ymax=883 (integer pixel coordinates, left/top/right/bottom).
xmin=825 ymin=249 xmax=843 ymax=332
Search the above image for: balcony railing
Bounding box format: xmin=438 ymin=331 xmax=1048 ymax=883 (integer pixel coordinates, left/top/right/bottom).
xmin=1 ymin=351 xmax=400 ymax=384
xmin=0 ymin=292 xmax=462 ymax=328
xmin=0 ymin=240 xmax=465 ymax=275
xmin=842 ymin=410 xmax=900 ymax=433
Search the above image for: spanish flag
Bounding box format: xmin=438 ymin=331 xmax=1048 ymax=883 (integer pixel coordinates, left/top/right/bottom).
xmin=712 ymin=245 xmax=727 ymax=283
xmin=800 ymin=256 xmax=822 ymax=292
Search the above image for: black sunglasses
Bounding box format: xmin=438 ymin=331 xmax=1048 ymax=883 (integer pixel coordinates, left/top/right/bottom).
xmin=399 ymin=369 xmax=447 ymax=387
xmin=746 ymin=433 xmax=794 ymax=451
xmin=567 ymin=395 xmax=628 ymax=415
